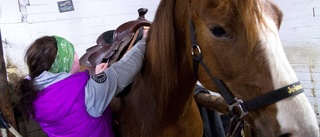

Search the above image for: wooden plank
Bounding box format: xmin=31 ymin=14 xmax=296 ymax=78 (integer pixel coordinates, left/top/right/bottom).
xmin=29 ymin=0 xmax=157 ymax=5
xmin=27 ymin=0 xmax=159 ymax=14
xmin=291 ymin=64 xmax=320 ymax=73
xmin=279 ymin=26 xmax=320 ymax=42
xmin=306 ymin=96 xmax=319 ymax=114
xmin=0 ymin=0 xmax=22 ymax=23
xmin=275 ymin=0 xmax=320 ymax=5
xmin=296 ymin=72 xmax=318 ymax=81
xmin=280 ymin=17 xmax=320 ymax=29
xmin=315 ymin=7 xmax=320 ymax=17
xmin=26 ymin=3 xmax=158 ymax=23
xmin=283 ymin=46 xmax=320 ymax=64
xmin=300 ymin=80 xmax=320 ymax=90
xmin=304 ymin=88 xmax=320 ymax=98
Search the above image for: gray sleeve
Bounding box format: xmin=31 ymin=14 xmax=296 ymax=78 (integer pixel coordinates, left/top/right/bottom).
xmin=84 ymin=39 xmax=146 ymax=117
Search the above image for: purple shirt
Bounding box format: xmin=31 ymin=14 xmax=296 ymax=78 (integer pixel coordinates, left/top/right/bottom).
xmin=33 ymin=71 xmax=114 ymax=137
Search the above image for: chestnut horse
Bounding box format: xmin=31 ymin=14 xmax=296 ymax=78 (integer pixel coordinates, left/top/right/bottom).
xmin=110 ymin=0 xmax=319 ymax=137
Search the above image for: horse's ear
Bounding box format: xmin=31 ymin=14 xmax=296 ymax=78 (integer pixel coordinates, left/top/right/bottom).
xmin=270 ymin=2 xmax=283 ymax=29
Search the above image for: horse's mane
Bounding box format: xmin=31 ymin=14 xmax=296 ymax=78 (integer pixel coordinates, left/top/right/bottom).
xmin=146 ymin=0 xmax=177 ymax=110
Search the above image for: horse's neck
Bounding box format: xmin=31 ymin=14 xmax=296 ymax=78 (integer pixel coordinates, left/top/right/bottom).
xmin=137 ymin=57 xmax=196 ymax=118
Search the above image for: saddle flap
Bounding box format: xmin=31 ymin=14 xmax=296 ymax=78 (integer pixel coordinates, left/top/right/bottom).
xmin=87 ymin=43 xmax=114 ymax=66
xmin=79 ymin=30 xmax=115 ymax=67
xmin=79 ymin=45 xmax=102 ymax=66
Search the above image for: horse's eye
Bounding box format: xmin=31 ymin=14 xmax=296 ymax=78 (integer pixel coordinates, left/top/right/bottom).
xmin=211 ymin=27 xmax=229 ymax=38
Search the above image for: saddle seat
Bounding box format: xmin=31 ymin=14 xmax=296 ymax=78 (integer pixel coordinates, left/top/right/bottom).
xmin=80 ymin=8 xmax=152 ymax=68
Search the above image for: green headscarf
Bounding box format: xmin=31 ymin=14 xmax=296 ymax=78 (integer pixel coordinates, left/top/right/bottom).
xmin=49 ymin=35 xmax=75 ymax=73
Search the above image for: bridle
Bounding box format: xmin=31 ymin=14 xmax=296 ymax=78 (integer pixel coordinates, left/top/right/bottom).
xmin=189 ymin=20 xmax=304 ymax=136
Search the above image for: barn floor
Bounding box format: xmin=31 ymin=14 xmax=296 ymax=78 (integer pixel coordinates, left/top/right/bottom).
xmin=16 ymin=117 xmax=46 ymax=137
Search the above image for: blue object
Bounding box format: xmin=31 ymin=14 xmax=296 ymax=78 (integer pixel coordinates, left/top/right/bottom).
xmin=0 ymin=111 xmax=10 ymax=129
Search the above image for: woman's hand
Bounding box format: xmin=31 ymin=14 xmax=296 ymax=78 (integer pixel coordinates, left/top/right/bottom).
xmin=95 ymin=62 xmax=108 ymax=74
xmin=143 ymin=26 xmax=149 ymax=38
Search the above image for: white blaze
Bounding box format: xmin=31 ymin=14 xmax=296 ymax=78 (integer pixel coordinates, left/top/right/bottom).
xmin=261 ymin=14 xmax=319 ymax=136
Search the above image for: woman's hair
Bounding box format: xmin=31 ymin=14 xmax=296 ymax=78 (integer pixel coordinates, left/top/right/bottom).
xmin=15 ymin=36 xmax=57 ymax=117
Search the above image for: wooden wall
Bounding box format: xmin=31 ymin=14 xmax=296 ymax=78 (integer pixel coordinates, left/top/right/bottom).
xmin=0 ymin=0 xmax=319 ymax=120
xmin=0 ymin=0 xmax=160 ymax=81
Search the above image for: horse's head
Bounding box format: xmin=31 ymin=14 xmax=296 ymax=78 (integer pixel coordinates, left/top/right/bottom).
xmin=177 ymin=0 xmax=319 ymax=136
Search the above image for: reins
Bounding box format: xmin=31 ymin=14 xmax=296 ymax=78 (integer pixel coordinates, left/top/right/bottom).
xmin=189 ymin=20 xmax=304 ymax=136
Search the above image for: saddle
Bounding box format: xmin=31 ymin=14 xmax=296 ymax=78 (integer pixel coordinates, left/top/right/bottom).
xmin=80 ymin=8 xmax=152 ymax=67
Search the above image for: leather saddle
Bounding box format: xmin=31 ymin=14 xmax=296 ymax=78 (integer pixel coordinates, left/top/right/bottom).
xmin=80 ymin=8 xmax=152 ymax=68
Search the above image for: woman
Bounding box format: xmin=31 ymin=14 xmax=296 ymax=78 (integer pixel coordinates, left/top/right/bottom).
xmin=15 ymin=31 xmax=147 ymax=137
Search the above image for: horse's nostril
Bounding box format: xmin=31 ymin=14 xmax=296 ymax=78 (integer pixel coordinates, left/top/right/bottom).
xmin=278 ymin=133 xmax=291 ymax=137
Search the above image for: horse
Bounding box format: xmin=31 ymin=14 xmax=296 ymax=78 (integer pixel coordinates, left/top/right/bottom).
xmin=82 ymin=0 xmax=320 ymax=136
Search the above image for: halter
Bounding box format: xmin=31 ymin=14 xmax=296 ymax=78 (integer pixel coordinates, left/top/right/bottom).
xmin=189 ymin=21 xmax=304 ymax=136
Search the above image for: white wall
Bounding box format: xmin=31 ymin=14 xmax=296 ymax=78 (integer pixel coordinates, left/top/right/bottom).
xmin=273 ymin=0 xmax=320 ymax=115
xmin=1 ymin=0 xmax=319 ymax=115
xmin=0 ymin=0 xmax=160 ymax=80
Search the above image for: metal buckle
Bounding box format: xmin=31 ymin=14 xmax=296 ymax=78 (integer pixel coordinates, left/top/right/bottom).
xmin=226 ymin=115 xmax=245 ymax=137
xmin=229 ymin=97 xmax=248 ymax=118
xmin=191 ymin=45 xmax=201 ymax=56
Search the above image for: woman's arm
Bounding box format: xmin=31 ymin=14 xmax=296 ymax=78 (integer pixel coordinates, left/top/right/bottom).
xmin=84 ymin=39 xmax=146 ymax=117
